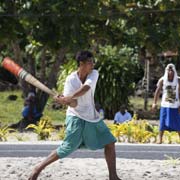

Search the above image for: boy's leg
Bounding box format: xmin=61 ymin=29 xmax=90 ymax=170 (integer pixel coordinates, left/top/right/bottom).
xmin=84 ymin=120 xmax=120 ymax=180
xmin=28 ymin=116 xmax=83 ymax=180
xmin=28 ymin=150 xmax=59 ymax=180
xmin=104 ymin=142 xmax=121 ymax=180
xmin=157 ymin=130 xmax=164 ymax=144
xmin=177 ymin=131 xmax=180 ymax=141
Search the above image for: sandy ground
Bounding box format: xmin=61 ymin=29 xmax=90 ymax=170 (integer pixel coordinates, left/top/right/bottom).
xmin=1 ymin=157 xmax=180 ymax=180
xmin=1 ymin=131 xmax=180 ymax=180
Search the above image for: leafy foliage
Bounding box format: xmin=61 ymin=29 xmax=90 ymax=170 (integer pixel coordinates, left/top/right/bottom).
xmin=26 ymin=116 xmax=54 ymax=140
xmin=147 ymin=124 xmax=159 ymax=143
xmin=164 ymin=155 xmax=180 ymax=166
xmin=108 ymin=114 xmax=180 ymax=144
xmin=164 ymin=131 xmax=178 ymax=144
xmin=0 ymin=91 xmax=66 ymax=125
xmin=56 ymin=45 xmax=143 ymax=119
xmin=2 ymin=1 xmax=180 ymax=121
xmin=108 ymin=114 xmax=154 ymax=143
xmin=0 ymin=126 xmax=15 ymax=141
xmin=57 ymin=57 xmax=77 ymax=93
xmin=95 ymin=45 xmax=143 ymax=118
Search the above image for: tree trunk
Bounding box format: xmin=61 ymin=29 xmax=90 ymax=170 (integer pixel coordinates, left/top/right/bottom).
xmin=11 ymin=41 xmax=29 ymax=97
xmin=27 ymin=53 xmax=36 ymax=93
xmin=40 ymin=48 xmax=46 ymax=83
xmin=47 ymin=48 xmax=66 ymax=88
xmin=36 ymin=48 xmax=66 ymax=113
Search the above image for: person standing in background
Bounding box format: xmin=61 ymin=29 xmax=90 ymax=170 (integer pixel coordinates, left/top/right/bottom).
xmin=152 ymin=63 xmax=180 ymax=144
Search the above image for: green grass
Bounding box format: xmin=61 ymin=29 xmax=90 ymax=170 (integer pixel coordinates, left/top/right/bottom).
xmin=0 ymin=90 xmax=22 ymax=125
xmin=0 ymin=91 xmax=160 ymax=126
xmin=129 ymin=96 xmax=161 ymax=111
xmin=129 ymin=96 xmax=161 ymax=120
xmin=0 ymin=90 xmax=66 ymax=126
xmin=44 ymin=103 xmax=66 ymax=125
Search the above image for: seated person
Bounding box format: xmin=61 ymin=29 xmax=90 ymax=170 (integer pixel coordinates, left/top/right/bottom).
xmin=22 ymin=92 xmax=42 ymax=124
xmin=19 ymin=92 xmax=42 ymax=131
xmin=9 ymin=92 xmax=42 ymax=131
xmin=114 ymin=105 xmax=132 ymax=124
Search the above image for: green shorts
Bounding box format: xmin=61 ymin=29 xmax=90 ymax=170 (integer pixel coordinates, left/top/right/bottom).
xmin=56 ymin=115 xmax=116 ymax=158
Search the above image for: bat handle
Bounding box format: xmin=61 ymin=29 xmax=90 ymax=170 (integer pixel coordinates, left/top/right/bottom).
xmin=50 ymin=90 xmax=59 ymax=97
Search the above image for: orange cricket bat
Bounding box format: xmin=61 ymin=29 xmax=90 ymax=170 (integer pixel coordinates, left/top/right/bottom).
xmin=2 ymin=57 xmax=57 ymax=96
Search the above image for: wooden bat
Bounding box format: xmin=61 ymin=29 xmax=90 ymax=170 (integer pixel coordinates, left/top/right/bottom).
xmin=1 ymin=57 xmax=57 ymax=96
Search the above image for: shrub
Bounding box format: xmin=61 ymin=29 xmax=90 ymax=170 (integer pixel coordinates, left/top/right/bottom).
xmin=0 ymin=126 xmax=15 ymax=141
xmin=108 ymin=114 xmax=156 ymax=143
xmin=26 ymin=116 xmax=54 ymax=140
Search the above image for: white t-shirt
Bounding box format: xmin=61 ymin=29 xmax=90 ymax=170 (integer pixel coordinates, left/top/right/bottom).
xmin=114 ymin=111 xmax=132 ymax=123
xmin=63 ymin=69 xmax=100 ymax=122
xmin=157 ymin=77 xmax=180 ymax=108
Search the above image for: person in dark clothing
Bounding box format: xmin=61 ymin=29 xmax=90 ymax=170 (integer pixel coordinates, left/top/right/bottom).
xmin=9 ymin=92 xmax=42 ymax=131
xmin=20 ymin=92 xmax=42 ymax=128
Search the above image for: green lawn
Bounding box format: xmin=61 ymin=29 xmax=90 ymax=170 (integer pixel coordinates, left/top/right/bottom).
xmin=129 ymin=96 xmax=161 ymax=120
xmin=0 ymin=90 xmax=66 ymax=126
xmin=0 ymin=90 xmax=160 ymax=126
xmin=129 ymin=96 xmax=161 ymax=111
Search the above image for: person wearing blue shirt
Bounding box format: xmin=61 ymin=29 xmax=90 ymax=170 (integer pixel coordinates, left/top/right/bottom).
xmin=18 ymin=92 xmax=42 ymax=131
xmin=22 ymin=93 xmax=42 ymax=122
xmin=9 ymin=92 xmax=42 ymax=131
xmin=114 ymin=106 xmax=132 ymax=124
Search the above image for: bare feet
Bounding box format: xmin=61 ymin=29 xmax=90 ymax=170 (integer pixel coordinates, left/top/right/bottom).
xmin=111 ymin=178 xmax=122 ymax=180
xmin=110 ymin=175 xmax=122 ymax=180
xmin=28 ymin=168 xmax=41 ymax=180
xmin=114 ymin=178 xmax=122 ymax=180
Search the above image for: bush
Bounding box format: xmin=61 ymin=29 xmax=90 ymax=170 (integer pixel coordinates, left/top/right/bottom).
xmin=26 ymin=116 xmax=54 ymax=140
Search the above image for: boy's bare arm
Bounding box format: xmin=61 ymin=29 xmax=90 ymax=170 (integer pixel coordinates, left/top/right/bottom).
xmin=54 ymin=85 xmax=90 ymax=107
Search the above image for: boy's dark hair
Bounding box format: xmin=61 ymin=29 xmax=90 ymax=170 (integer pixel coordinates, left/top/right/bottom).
xmin=75 ymin=50 xmax=93 ymax=66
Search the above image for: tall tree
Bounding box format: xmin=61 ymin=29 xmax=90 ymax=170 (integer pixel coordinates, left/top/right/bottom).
xmin=0 ymin=0 xmax=126 ymax=125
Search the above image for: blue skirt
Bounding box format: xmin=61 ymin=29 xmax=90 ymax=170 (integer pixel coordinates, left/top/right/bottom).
xmin=160 ymin=107 xmax=180 ymax=131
